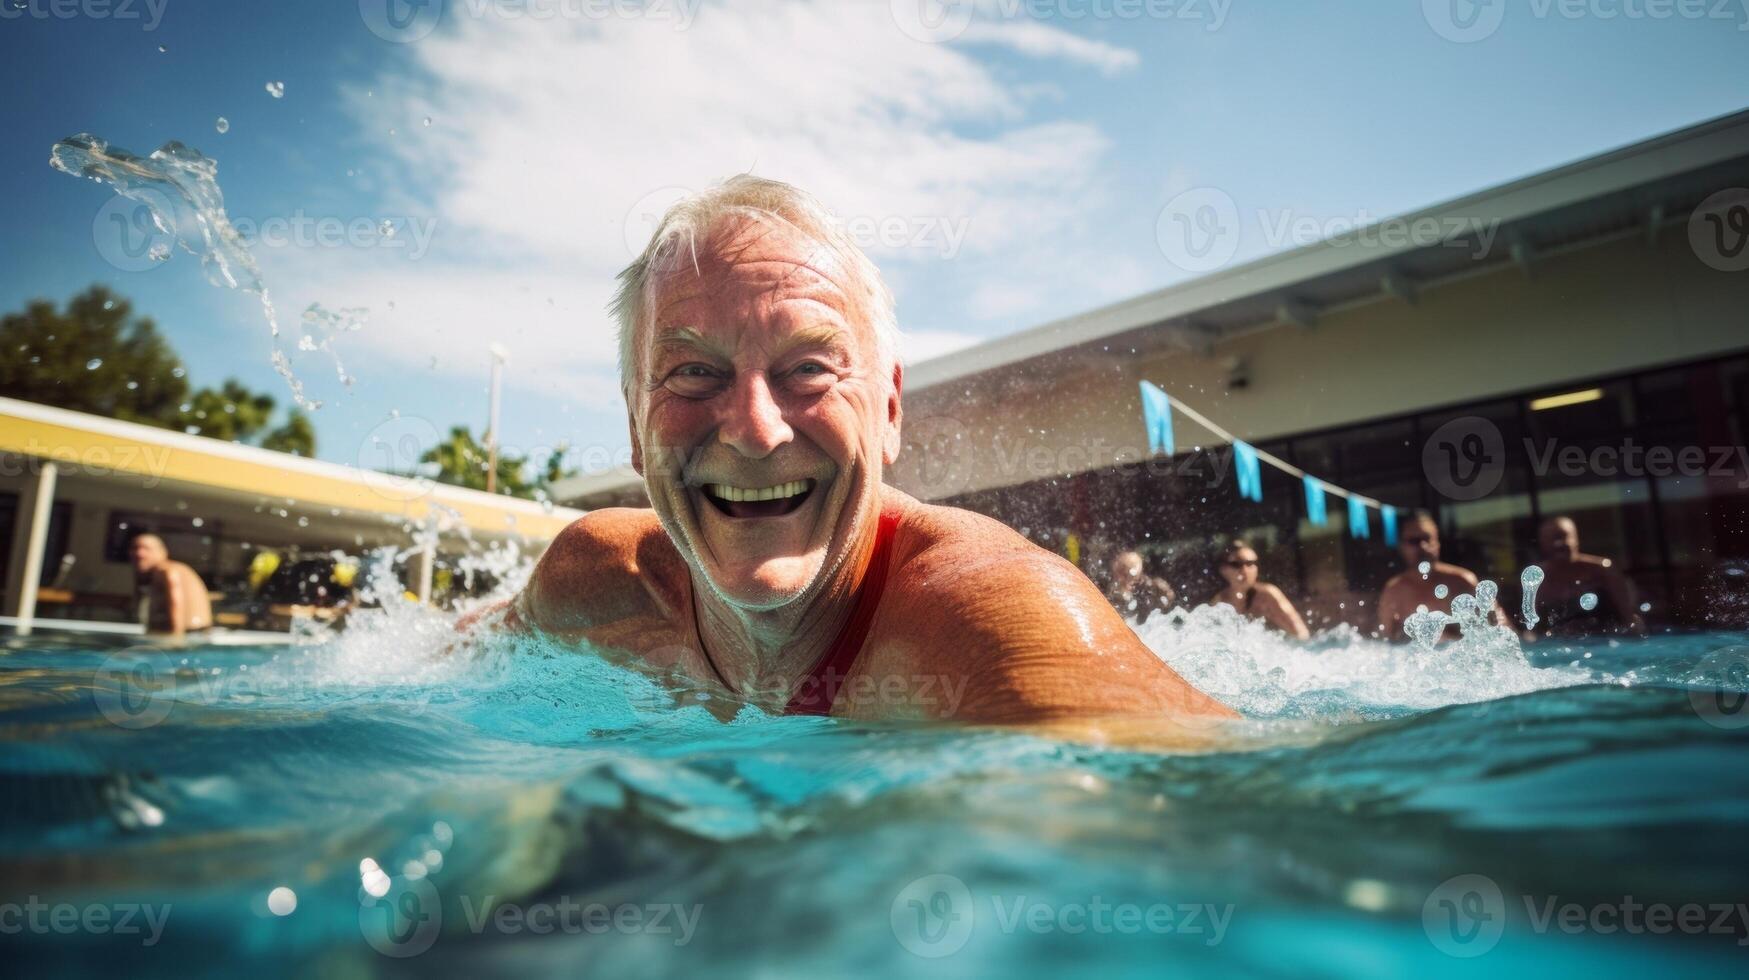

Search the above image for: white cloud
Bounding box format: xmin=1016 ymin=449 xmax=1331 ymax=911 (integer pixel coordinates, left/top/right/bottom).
xmin=960 ymin=20 xmax=1141 ymax=76
xmin=270 ymin=0 xmax=1133 ymax=427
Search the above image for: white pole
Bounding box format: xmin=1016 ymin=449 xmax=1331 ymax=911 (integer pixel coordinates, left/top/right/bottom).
xmin=8 ymin=461 xmax=59 ymax=636
xmin=485 ymin=344 xmax=508 ymax=494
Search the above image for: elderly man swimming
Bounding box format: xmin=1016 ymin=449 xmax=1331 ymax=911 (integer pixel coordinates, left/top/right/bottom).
xmin=469 ymin=176 xmax=1231 ymax=729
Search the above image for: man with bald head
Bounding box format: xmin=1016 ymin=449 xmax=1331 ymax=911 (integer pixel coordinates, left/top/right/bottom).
xmin=130 ymin=534 xmax=212 ymax=637
xmin=1532 ymin=516 xmax=1647 ymax=636
xmin=467 ymin=176 xmax=1231 ymax=732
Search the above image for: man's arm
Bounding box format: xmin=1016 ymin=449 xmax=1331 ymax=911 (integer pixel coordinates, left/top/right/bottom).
xmin=161 ymin=568 xmax=186 ymax=638
xmin=1376 ymin=579 xmax=1403 ymax=639
xmin=1601 ymin=565 xmax=1647 ymax=634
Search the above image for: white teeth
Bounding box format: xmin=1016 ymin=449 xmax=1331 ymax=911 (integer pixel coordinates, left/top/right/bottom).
xmin=704 ymin=480 xmax=812 ymax=503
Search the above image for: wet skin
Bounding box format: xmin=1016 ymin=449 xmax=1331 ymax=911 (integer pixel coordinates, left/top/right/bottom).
xmin=1533 ymin=518 xmax=1646 ymax=636
xmin=1376 ymin=520 xmax=1507 ymax=641
xmin=129 ymin=536 xmax=212 ymax=637
xmin=470 ymin=215 xmax=1234 ymax=731
xmin=1211 ymin=546 xmax=1310 ymax=640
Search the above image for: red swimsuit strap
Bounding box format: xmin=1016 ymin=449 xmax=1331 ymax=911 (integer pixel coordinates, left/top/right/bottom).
xmin=783 ymin=511 xmax=900 ymax=717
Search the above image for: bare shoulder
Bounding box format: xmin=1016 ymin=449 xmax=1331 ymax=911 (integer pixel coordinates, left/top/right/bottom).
xmin=873 ymin=495 xmax=1223 ymax=721
xmin=1438 ymin=563 xmax=1481 ymax=586
xmin=1254 ymin=582 xmax=1293 ymax=608
xmin=521 ymin=508 xmax=685 ymax=632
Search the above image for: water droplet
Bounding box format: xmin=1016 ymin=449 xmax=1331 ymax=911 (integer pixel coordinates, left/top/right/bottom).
xmin=1639 ymin=602 xmax=1651 ymax=613
xmin=422 ymin=116 xmax=432 ymax=127
xmin=1417 ymin=561 xmax=1431 ymax=576
xmin=86 ymin=358 xmax=103 ymax=370
xmin=378 ymin=219 xmax=397 ymax=239
xmin=102 ymin=300 xmax=115 ymax=310
xmin=126 ymin=380 xmax=139 ymax=390
xmin=265 ymin=80 xmax=285 ymax=99
xmin=148 ymin=242 xmax=171 ymax=262
xmin=1434 ymin=584 xmax=1448 ymax=599
xmin=172 ymin=366 xmax=186 ymax=378
xmin=215 ymin=116 xmax=229 ymax=134
xmin=157 ymin=44 xmax=166 ymax=53
xmin=1579 ymin=592 xmax=1598 ymax=611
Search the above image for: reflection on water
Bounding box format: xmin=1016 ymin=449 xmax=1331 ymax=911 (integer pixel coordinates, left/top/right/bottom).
xmin=3 ymin=587 xmax=1747 ymax=977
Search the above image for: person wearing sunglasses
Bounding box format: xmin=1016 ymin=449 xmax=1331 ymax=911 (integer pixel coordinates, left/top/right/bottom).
xmin=1209 ymin=539 xmax=1310 ymax=640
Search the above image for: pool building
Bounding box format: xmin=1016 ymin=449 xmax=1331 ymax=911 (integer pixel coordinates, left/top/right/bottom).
xmin=1 ymin=396 xmax=581 ymax=636
xmin=557 ymin=108 xmax=1749 ymax=630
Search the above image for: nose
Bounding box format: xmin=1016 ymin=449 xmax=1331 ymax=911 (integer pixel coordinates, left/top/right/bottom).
xmin=717 ymin=371 xmax=793 ymax=459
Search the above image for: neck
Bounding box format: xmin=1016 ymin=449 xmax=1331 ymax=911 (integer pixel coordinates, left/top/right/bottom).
xmin=689 ymin=505 xmax=885 ymax=705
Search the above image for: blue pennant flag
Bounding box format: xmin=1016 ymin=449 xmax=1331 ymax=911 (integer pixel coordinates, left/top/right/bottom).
xmin=1381 ymin=505 xmax=1398 ymax=547
xmin=1233 ymin=441 xmax=1263 ymax=503
xmin=1303 ymin=476 xmax=1327 ymax=526
xmin=1347 ymin=495 xmax=1371 ymax=539
xmin=1139 ymin=381 xmax=1174 ymax=457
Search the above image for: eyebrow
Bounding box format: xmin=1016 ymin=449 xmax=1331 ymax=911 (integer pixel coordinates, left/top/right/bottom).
xmin=647 ymin=322 xmax=852 ymax=365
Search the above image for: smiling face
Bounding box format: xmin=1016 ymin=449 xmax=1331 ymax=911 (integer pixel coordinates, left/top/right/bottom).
xmin=627 ymin=215 xmax=901 ymax=610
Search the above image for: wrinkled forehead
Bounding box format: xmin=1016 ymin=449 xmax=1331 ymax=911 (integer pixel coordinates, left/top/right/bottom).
xmin=641 ymin=215 xmax=870 ymax=346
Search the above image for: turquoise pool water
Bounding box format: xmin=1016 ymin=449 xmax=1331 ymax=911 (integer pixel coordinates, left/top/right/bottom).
xmin=3 ymin=603 xmax=1747 ymax=978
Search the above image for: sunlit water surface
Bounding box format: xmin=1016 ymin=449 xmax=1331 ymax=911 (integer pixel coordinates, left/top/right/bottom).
xmin=4 ymin=598 xmax=1748 ymax=979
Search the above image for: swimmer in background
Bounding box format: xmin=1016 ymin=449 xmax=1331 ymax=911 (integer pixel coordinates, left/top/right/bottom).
xmin=1376 ymin=511 xmax=1509 ymax=641
xmin=130 ymin=534 xmax=212 ymax=638
xmin=1532 ymin=516 xmax=1647 ymax=636
xmin=1208 ymin=539 xmax=1310 ymax=640
xmin=1105 ymin=550 xmax=1177 ymax=624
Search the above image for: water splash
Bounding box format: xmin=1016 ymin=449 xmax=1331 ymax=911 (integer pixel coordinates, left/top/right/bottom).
xmin=298 ymin=303 xmax=368 ymax=387
xmin=48 ymin=133 xmax=321 ymax=410
xmin=1521 ymin=564 xmax=1545 ymax=631
xmin=1138 ymin=601 xmax=1589 ymax=720
xmin=1580 ymin=592 xmax=1599 ymax=611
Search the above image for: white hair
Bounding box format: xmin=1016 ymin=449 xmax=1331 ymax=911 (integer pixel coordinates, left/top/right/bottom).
xmin=610 ymin=175 xmax=900 ymax=398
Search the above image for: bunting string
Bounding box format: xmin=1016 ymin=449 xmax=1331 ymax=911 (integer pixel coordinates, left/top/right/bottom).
xmin=1139 ymin=380 xmax=1410 ymax=534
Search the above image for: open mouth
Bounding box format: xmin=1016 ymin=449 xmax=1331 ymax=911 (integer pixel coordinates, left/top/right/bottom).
xmin=701 ymin=479 xmax=816 ymax=519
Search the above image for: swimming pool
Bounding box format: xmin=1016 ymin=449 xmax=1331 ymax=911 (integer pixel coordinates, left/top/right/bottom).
xmin=4 ymin=601 xmax=1747 ymax=978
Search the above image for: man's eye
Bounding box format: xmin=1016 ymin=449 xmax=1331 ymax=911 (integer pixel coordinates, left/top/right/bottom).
xmin=663 ymin=364 xmax=727 ymax=397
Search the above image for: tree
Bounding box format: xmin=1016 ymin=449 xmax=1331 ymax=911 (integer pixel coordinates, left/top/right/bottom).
xmin=0 ymin=285 xmax=189 ymax=425
xmin=260 ymin=410 xmax=315 ymax=457
xmin=176 ymin=379 xmax=277 ymax=443
xmin=420 ymin=425 xmax=532 ymax=496
xmin=1 ymin=287 xmax=316 ymax=456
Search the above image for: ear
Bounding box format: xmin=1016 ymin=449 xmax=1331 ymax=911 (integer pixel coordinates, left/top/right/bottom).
xmin=881 ymin=361 xmax=904 ymax=465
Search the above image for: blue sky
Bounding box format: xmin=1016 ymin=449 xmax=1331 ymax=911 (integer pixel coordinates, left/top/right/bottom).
xmin=2 ymin=0 xmax=1745 ymax=475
